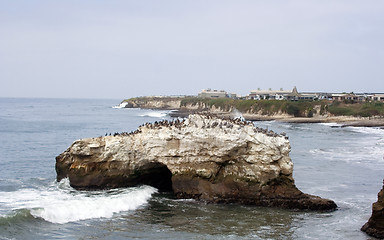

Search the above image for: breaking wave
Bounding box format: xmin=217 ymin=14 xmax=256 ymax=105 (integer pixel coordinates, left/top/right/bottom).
xmin=112 ymin=102 xmax=129 ymax=109
xmin=138 ymin=110 xmax=169 ymax=118
xmin=0 ymin=209 xmax=35 ymax=226
xmin=0 ymin=179 xmax=157 ymax=224
xmin=318 ymin=122 xmax=343 ymax=128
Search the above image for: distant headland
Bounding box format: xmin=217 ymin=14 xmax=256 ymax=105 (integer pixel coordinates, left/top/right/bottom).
xmin=120 ymin=87 xmax=384 ymax=127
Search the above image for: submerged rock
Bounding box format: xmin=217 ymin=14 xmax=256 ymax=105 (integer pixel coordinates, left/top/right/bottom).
xmin=362 ymin=182 xmax=384 ymax=238
xmin=56 ymin=114 xmax=337 ymax=210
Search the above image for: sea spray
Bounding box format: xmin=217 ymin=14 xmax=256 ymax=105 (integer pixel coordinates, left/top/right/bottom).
xmin=231 ymin=108 xmax=245 ymax=121
xmin=112 ymin=102 xmax=129 ymax=109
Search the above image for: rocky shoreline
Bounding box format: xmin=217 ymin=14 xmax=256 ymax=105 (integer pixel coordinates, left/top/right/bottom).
xmin=122 ymin=97 xmax=384 ymax=128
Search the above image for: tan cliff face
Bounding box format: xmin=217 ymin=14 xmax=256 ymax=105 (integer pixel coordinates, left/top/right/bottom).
xmin=124 ymin=98 xmax=317 ymax=120
xmin=126 ymin=98 xmax=182 ymax=109
xmin=361 ymin=183 xmax=384 ymax=238
xmin=56 ymin=114 xmax=337 ymax=210
xmin=125 ymin=98 xmax=231 ymax=113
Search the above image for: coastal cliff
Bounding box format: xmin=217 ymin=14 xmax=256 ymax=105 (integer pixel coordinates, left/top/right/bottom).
xmin=362 ymin=182 xmax=384 ymax=238
xmin=123 ymin=97 xmax=182 ymax=110
xmin=56 ymin=114 xmax=336 ymax=210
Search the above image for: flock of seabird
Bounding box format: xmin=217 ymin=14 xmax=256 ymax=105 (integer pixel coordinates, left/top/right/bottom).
xmin=103 ymin=114 xmax=288 ymax=139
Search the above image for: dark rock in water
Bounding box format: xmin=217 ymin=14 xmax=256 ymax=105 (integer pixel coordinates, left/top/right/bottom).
xmin=362 ymin=182 xmax=384 ymax=238
xmin=55 ymin=114 xmax=337 ymax=211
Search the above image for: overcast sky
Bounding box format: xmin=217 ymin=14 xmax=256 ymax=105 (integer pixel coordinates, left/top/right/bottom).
xmin=1 ymin=1 xmax=383 ymax=99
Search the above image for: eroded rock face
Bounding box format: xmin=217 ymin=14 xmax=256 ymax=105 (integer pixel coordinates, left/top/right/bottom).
xmin=56 ymin=114 xmax=337 ymax=210
xmin=362 ymin=182 xmax=384 ymax=238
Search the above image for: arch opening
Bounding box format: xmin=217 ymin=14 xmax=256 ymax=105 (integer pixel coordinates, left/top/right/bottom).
xmin=135 ymin=162 xmax=173 ymax=192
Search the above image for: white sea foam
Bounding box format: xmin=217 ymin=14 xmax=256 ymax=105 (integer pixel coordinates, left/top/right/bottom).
xmin=139 ymin=110 xmax=169 ymax=118
xmin=0 ymin=179 xmax=157 ymax=224
xmin=319 ymin=122 xmax=343 ymax=127
xmin=112 ymin=102 xmax=129 ymax=109
xmin=308 ymin=144 xmax=384 ymax=170
xmin=346 ymin=126 xmax=384 ymax=135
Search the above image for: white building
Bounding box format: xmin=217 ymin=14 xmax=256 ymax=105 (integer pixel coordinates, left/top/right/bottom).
xmin=370 ymin=94 xmax=384 ymax=102
xmin=249 ymin=88 xmax=292 ymax=100
xmin=198 ymin=89 xmax=228 ymax=98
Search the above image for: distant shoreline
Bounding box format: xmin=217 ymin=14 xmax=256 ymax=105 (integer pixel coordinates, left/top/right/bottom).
xmin=168 ymin=109 xmax=384 ymax=128
xmin=122 ymin=97 xmax=384 ymax=128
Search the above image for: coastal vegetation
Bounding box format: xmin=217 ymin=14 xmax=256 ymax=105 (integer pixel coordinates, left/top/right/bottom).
xmin=180 ymin=97 xmax=384 ymax=117
xmin=180 ymin=97 xmax=326 ymax=117
xmin=124 ymin=97 xmax=384 ymax=118
xmin=327 ymin=101 xmax=384 ymax=117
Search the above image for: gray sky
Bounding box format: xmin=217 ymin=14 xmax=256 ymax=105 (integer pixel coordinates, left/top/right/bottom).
xmin=1 ymin=0 xmax=383 ymax=99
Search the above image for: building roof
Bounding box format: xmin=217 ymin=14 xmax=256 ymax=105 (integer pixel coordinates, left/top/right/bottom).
xmin=250 ymin=90 xmax=291 ymax=95
xmin=287 ymin=86 xmax=300 ymax=97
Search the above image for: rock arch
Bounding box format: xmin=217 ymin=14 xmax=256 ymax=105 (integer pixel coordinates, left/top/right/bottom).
xmin=134 ymin=162 xmax=173 ymax=192
xmin=56 ymin=114 xmax=337 ymax=210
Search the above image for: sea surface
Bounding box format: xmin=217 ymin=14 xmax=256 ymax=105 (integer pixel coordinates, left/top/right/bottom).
xmin=0 ymin=98 xmax=383 ymax=240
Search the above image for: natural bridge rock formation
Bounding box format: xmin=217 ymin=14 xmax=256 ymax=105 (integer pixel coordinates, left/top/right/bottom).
xmin=361 ymin=182 xmax=384 ymax=238
xmin=56 ymin=114 xmax=337 ymax=210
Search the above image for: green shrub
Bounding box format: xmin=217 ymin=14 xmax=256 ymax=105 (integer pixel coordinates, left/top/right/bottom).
xmin=234 ymin=100 xmax=257 ymax=112
xmin=286 ymin=103 xmax=301 ymax=117
xmin=327 ymin=102 xmax=384 ymax=117
xmin=328 ymin=106 xmax=355 ymax=116
xmin=207 ymin=98 xmax=233 ymax=110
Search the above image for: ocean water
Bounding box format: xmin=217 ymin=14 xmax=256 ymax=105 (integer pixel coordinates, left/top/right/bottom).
xmin=0 ymin=98 xmax=383 ymax=240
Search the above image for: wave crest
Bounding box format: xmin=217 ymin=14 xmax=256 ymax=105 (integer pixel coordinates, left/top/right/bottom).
xmin=0 ymin=180 xmax=157 ymax=224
